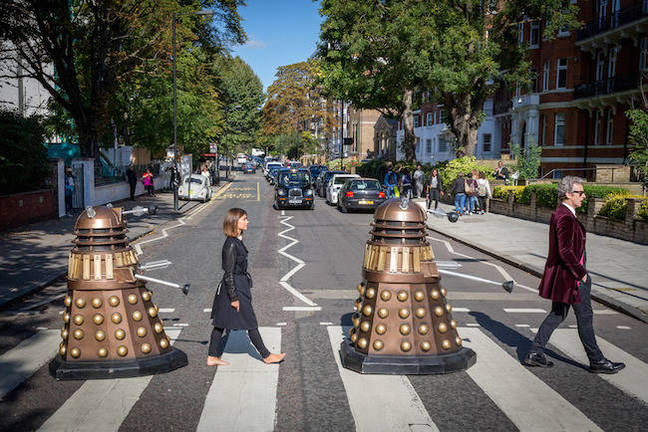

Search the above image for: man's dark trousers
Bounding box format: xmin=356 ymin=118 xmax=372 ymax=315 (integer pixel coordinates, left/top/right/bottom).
xmin=530 ymin=274 xmax=604 ymax=363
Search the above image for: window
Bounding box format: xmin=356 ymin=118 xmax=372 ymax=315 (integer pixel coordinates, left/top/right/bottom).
xmin=515 ymin=82 xmax=521 ymax=98
xmin=543 ymin=61 xmax=550 ymax=91
xmin=518 ymin=23 xmax=525 ymax=45
xmin=440 ymin=110 xmax=448 ymax=124
xmin=598 ymin=0 xmax=608 ymax=28
xmin=483 ymin=134 xmax=492 ymax=152
xmin=596 ymin=51 xmax=605 ymax=81
xmin=640 ymin=37 xmax=648 ymax=72
xmin=425 ymin=139 xmax=432 ymax=154
xmin=608 ymin=46 xmax=618 ymax=78
xmin=594 ymin=110 xmax=602 ymax=145
xmin=606 ymin=110 xmax=614 ymax=145
xmin=531 ymin=69 xmax=538 ymax=93
xmin=426 ymin=113 xmax=433 ymax=126
xmin=556 ymin=58 xmax=568 ymax=89
xmin=414 ymin=115 xmax=420 ymax=128
xmin=438 ymin=137 xmax=448 ymax=152
xmin=530 ymin=22 xmax=540 ymax=48
xmin=541 ymin=114 xmax=547 ymax=146
xmin=554 ymin=113 xmax=565 ymax=146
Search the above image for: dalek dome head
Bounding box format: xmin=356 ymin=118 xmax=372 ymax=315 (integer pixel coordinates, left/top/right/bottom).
xmin=75 ymin=206 xmax=125 ymax=231
xmin=74 ymin=206 xmax=128 ymax=251
xmin=374 ymin=198 xmax=426 ymax=224
xmin=371 ymin=198 xmax=427 ymax=245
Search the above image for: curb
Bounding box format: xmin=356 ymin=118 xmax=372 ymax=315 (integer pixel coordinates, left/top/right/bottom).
xmin=426 ymin=224 xmax=648 ymax=325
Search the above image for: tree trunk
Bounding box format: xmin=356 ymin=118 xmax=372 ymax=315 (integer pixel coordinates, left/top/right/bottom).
xmin=401 ymin=89 xmax=417 ymax=161
xmin=447 ymin=93 xmax=480 ymax=157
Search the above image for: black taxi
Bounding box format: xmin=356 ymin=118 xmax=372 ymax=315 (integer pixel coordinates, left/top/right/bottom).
xmin=274 ymin=168 xmax=314 ymax=210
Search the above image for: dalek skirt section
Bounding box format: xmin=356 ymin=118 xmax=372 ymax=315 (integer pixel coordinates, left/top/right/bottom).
xmin=50 ymin=206 xmax=187 ymax=380
xmin=341 ymin=199 xmax=476 ymax=374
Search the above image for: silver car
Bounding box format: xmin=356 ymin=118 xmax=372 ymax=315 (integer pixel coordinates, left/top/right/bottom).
xmin=326 ymin=174 xmax=359 ymax=205
xmin=178 ymin=174 xmax=212 ymax=202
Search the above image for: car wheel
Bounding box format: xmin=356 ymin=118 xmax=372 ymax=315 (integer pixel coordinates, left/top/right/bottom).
xmin=338 ymin=203 xmax=347 ymax=213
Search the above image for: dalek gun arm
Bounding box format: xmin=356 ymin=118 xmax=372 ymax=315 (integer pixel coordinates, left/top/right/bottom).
xmin=134 ymin=273 xmax=190 ymax=296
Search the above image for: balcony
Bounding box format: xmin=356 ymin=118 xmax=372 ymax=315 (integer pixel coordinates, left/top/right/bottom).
xmin=493 ymin=100 xmax=513 ymax=116
xmin=574 ymin=73 xmax=641 ymax=99
xmin=576 ymin=2 xmax=648 ymax=53
xmin=512 ymin=94 xmax=540 ymax=110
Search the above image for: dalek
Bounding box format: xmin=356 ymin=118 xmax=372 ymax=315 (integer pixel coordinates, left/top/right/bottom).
xmin=49 ymin=206 xmax=188 ymax=380
xmin=340 ymin=199 xmax=476 ymax=374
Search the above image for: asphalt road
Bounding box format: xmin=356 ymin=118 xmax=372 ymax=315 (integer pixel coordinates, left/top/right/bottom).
xmin=1 ymin=172 xmax=647 ymax=432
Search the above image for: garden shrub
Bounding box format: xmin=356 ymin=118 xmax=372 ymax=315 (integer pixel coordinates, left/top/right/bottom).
xmin=492 ymin=185 xmax=524 ymax=201
xmin=638 ymin=200 xmax=648 ymax=220
xmin=581 ymin=185 xmax=628 ymax=214
xmin=437 ymin=156 xmax=494 ymax=192
xmin=521 ymin=183 xmax=556 ymax=207
xmin=598 ymin=193 xmax=648 ymax=220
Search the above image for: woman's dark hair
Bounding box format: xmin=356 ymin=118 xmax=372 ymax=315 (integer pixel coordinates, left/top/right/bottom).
xmin=223 ymin=208 xmax=247 ymax=237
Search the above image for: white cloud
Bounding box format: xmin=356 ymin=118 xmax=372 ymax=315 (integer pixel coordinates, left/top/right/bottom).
xmin=245 ymin=36 xmax=267 ymax=49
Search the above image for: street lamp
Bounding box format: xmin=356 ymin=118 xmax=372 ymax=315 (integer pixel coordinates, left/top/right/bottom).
xmin=172 ymin=9 xmax=214 ymax=211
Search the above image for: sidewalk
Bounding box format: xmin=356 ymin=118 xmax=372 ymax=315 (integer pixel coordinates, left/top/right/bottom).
xmin=421 ymin=200 xmax=648 ymax=323
xmin=0 ymin=182 xmax=229 ymax=309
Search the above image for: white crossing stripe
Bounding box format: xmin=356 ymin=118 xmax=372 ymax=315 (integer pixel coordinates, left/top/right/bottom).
xmin=283 ymin=306 xmax=322 ymax=311
xmin=532 ymin=329 xmax=648 ymax=404
xmin=203 ymin=308 xmax=212 ymax=313
xmin=466 ymin=323 xmax=481 ymax=327
xmin=38 ymin=329 xmax=182 ymax=432
xmin=616 ymin=326 xmax=631 ymax=330
xmin=503 ymin=308 xmax=547 ymax=313
xmin=158 ymin=308 xmax=175 ymax=313
xmin=197 ymin=327 xmax=281 ymax=432
xmin=593 ymin=309 xmax=618 ymax=315
xmin=461 ymin=327 xmax=603 ymax=432
xmin=327 ymin=326 xmax=439 ymax=432
xmin=515 ymin=324 xmax=530 ymax=328
xmin=452 ymin=307 xmax=471 ymax=312
xmin=0 ymin=330 xmax=60 ymax=399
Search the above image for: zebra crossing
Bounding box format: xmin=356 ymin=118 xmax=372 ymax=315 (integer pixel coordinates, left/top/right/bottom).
xmin=1 ymin=324 xmax=647 ymax=431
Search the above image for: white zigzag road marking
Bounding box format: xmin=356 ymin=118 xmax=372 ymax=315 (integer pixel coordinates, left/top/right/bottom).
xmin=278 ymin=216 xmax=319 ymax=309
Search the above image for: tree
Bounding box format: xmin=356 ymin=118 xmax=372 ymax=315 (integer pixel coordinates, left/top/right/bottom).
xmin=512 ymin=140 xmax=542 ymax=180
xmin=0 ymin=0 xmax=245 ymax=157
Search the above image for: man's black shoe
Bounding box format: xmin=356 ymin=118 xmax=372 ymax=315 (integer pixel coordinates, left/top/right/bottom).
xmin=589 ymin=359 xmax=625 ymax=374
xmin=524 ymin=351 xmax=554 ymax=368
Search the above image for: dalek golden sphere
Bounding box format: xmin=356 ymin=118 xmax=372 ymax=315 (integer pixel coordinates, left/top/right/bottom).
xmin=400 ymin=341 xmax=412 ymax=352
xmin=414 ymin=290 xmax=425 ymax=302
xmin=366 ymin=287 xmax=376 ymax=299
xmin=351 ymin=313 xmax=360 ymax=327
xmin=59 ymin=344 xmax=66 ymax=356
xmin=62 ymin=312 xmax=70 ymax=323
xmin=351 ymin=332 xmax=358 ymax=343
xmin=108 ymin=296 xmax=120 ymax=307
xmin=91 ymin=297 xmax=103 ymax=308
xmin=357 ymin=283 xmax=365 ymax=295
xmin=348 ymin=327 xmax=355 ymax=337
xmin=375 ymin=324 xmax=387 ymax=335
xmin=75 ymin=297 xmax=86 ymax=308
xmin=377 ymin=308 xmax=389 ymax=319
xmin=111 ymin=312 xmax=122 ymax=324
xmin=64 ymin=296 xmax=72 ymax=307
xmin=373 ymin=340 xmax=384 ymax=351
xmin=420 ymin=341 xmax=432 ymax=352
xmin=142 ymin=291 xmax=151 ymax=301
xmin=354 ymin=297 xmax=362 ymax=310
xmin=399 ymin=324 xmax=411 ymax=335
xmin=137 ymin=327 xmax=147 ymax=337
xmin=159 ymin=338 xmax=169 ymax=349
xmin=450 ymin=319 xmax=457 ymax=329
xmin=456 ymin=337 xmax=463 ymax=346
xmin=362 ymin=304 xmax=372 ymax=317
xmin=430 ymin=289 xmax=440 ymax=300
xmin=434 ymin=306 xmax=444 ymax=317
xmin=73 ymin=329 xmax=84 ymax=340
xmin=446 ymin=304 xmax=452 ymax=313
xmin=360 ymin=321 xmax=371 ymax=332
xmin=95 ymin=330 xmax=106 ymax=341
xmin=148 ymin=306 xmax=158 ymax=318
xmin=70 ymin=347 xmax=81 ymax=358
xmin=115 ymin=329 xmax=126 ymax=340
xmin=93 ymin=314 xmax=104 ymax=325
xmin=73 ymin=314 xmax=84 ymax=325
xmin=418 ymin=324 xmax=430 ymax=335
xmin=127 ymin=294 xmax=138 ymax=305
xmin=357 ymin=338 xmax=368 ymax=349
xmin=397 ymin=290 xmax=408 ymax=302
xmin=441 ymin=339 xmax=451 ymax=350
xmin=441 ymin=287 xmax=447 ymax=297
xmin=141 ymin=343 xmax=152 ymax=354
xmin=438 ymin=322 xmax=448 ymax=333
xmin=155 ymin=304 xmax=159 ymax=313
xmin=133 ymin=310 xmax=143 ymax=321
xmin=380 ymin=290 xmax=392 ymax=301
xmin=154 ymin=322 xmax=163 ymax=333
xmin=415 ymin=307 xmax=426 ymax=318
xmin=98 ymin=347 xmax=108 ymax=358
xmin=398 ymin=308 xmax=410 ymax=319
xmin=117 ymin=346 xmax=128 ymax=357
xmin=61 ymin=327 xmax=68 ymax=339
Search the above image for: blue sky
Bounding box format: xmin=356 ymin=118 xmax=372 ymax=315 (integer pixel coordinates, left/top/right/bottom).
xmin=230 ymin=0 xmax=323 ymax=91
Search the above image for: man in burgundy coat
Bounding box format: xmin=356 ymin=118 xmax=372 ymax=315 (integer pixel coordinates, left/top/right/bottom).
xmin=524 ymin=176 xmax=625 ymax=374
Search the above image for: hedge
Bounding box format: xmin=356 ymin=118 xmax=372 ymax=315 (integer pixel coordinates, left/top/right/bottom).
xmin=598 ymin=193 xmax=648 ymax=220
xmin=638 ymin=200 xmax=648 ymax=220
xmin=492 ymin=185 xmax=524 ymax=202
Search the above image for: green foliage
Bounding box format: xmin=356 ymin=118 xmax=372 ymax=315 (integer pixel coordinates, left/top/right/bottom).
xmin=436 ymin=157 xmax=494 ymax=192
xmin=638 ymin=200 xmax=648 ymax=220
xmin=598 ymin=193 xmax=648 ymax=220
xmin=581 ymin=185 xmax=628 ymax=214
xmin=271 ymin=132 xmax=319 ymax=160
xmin=0 ymin=111 xmax=50 ymax=195
xmin=492 ymin=185 xmax=524 ymax=202
xmin=511 ymin=141 xmax=542 ymax=180
xmin=626 ymin=109 xmax=648 ymax=189
xmin=521 ymin=183 xmax=556 ymax=207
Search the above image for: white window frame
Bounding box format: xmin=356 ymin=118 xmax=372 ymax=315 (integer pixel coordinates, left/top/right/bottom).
xmin=483 ymin=134 xmax=492 ymax=153
xmin=425 ymin=138 xmax=432 ymax=154
xmin=608 ymin=46 xmax=618 ymax=78
xmin=426 ymin=112 xmax=433 ymax=126
xmin=541 ymin=114 xmax=547 ymax=146
xmin=543 ymin=61 xmax=550 ymax=91
xmin=414 ymin=115 xmax=420 ymax=128
xmin=438 ymin=136 xmax=448 ymax=153
xmin=596 ymin=51 xmax=605 ymax=81
xmin=529 ymin=22 xmax=540 ymax=48
xmin=606 ymin=110 xmax=614 ymax=145
xmin=556 ymin=58 xmax=568 ymax=89
xmin=554 ymin=113 xmax=565 ymax=146
xmin=518 ymin=23 xmax=525 ymax=45
xmin=594 ymin=110 xmax=602 ymax=145
xmin=599 ymin=0 xmax=608 ymax=29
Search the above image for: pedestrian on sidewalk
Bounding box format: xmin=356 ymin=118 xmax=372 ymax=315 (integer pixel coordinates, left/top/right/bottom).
xmin=413 ymin=164 xmax=425 ymax=198
xmin=493 ymin=160 xmax=509 ymax=181
xmin=64 ymin=167 xmax=75 ymax=216
xmin=126 ymin=165 xmax=137 ymax=201
xmin=451 ymin=172 xmax=466 ymax=215
xmin=476 ymin=171 xmax=491 ymax=214
xmin=465 ymin=172 xmax=479 ymax=214
xmin=201 ymin=164 xmax=211 ymax=185
xmin=207 ymin=208 xmax=286 ymax=366
xmin=427 ymin=168 xmax=443 ymax=210
xmin=400 ymin=168 xmax=412 ymax=199
xmin=524 ymin=176 xmax=625 ymax=374
xmin=142 ymin=168 xmax=155 ymax=196
xmin=384 ymin=164 xmax=398 ymax=199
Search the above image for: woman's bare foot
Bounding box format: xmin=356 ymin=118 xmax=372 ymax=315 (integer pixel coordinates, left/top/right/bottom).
xmin=263 ymin=352 xmax=286 ymax=364
xmin=206 ymin=356 xmax=230 ymax=366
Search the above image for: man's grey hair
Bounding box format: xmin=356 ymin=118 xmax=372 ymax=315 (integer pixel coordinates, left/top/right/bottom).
xmin=557 ymin=176 xmax=585 ymax=200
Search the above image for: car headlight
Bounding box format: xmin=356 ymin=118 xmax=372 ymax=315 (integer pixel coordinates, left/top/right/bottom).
xmin=304 ymin=189 xmax=313 ymax=196
xmin=278 ymin=189 xmax=286 ymax=196
xmin=178 ymin=187 xmax=184 ymax=194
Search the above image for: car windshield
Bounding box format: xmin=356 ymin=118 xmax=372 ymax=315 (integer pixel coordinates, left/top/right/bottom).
xmin=325 ymin=171 xmax=344 ymax=182
xmin=334 ymin=176 xmax=354 ymax=185
xmin=185 ymin=177 xmax=203 ymax=185
xmin=350 ymin=180 xmax=381 ymax=190
xmin=279 ymin=171 xmax=310 ymax=186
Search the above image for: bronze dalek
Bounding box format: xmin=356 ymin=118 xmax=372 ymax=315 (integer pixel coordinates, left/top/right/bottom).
xmin=49 ymin=206 xmax=187 ymax=380
xmin=340 ymin=199 xmax=476 ymax=374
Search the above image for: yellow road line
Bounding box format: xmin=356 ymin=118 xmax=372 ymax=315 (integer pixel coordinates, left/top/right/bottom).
xmin=213 ymin=181 xmax=234 ymax=198
xmin=257 ymin=182 xmax=260 ymax=201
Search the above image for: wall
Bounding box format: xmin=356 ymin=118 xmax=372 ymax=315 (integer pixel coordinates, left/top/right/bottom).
xmin=0 ymin=189 xmax=56 ymax=231
xmin=92 ymin=172 xmax=170 ymax=207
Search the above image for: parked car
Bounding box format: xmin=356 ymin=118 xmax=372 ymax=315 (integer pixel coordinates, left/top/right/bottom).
xmin=317 ymin=170 xmax=346 ymax=197
xmin=337 ymin=178 xmax=386 ymax=212
xmin=274 ymin=168 xmax=314 ymax=210
xmin=265 ymin=162 xmax=283 ymax=180
xmin=308 ymin=164 xmax=325 ymax=181
xmin=243 ymin=162 xmax=256 ymax=174
xmin=178 ymin=174 xmax=212 ymax=202
xmin=267 ymin=166 xmax=281 ymax=184
xmin=326 ymin=173 xmax=360 ymax=205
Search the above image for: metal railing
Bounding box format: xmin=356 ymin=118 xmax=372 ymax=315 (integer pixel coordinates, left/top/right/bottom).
xmin=530 ymin=166 xmax=623 ymax=183
xmin=574 ymin=73 xmax=641 ymax=99
xmin=577 ymin=1 xmax=648 ymax=40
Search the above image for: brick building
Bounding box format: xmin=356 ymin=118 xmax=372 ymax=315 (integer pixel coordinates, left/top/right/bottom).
xmin=346 ymin=107 xmax=382 ymax=159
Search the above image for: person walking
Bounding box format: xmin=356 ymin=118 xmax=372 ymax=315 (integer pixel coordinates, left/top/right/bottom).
xmin=384 ymin=165 xmax=398 ymax=199
xmin=126 ymin=165 xmax=137 ymax=201
xmin=400 ymin=168 xmax=412 ymax=199
xmin=427 ymin=168 xmax=443 ymax=210
xmin=524 ymin=176 xmax=625 ymax=373
xmin=465 ymin=172 xmax=479 ymax=214
xmin=413 ymin=164 xmax=425 ymax=199
xmin=207 ymin=208 xmax=286 ymax=366
xmin=451 ymin=172 xmax=467 ymax=215
xmin=142 ymin=168 xmax=155 ymax=196
xmin=64 ymin=167 xmax=75 ymax=216
xmin=476 ymin=171 xmax=491 ymax=214
xmin=201 ymin=165 xmax=211 ymax=185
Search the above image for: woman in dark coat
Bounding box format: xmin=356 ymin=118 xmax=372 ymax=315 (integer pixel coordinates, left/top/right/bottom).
xmin=207 ymin=208 xmax=286 ymax=366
